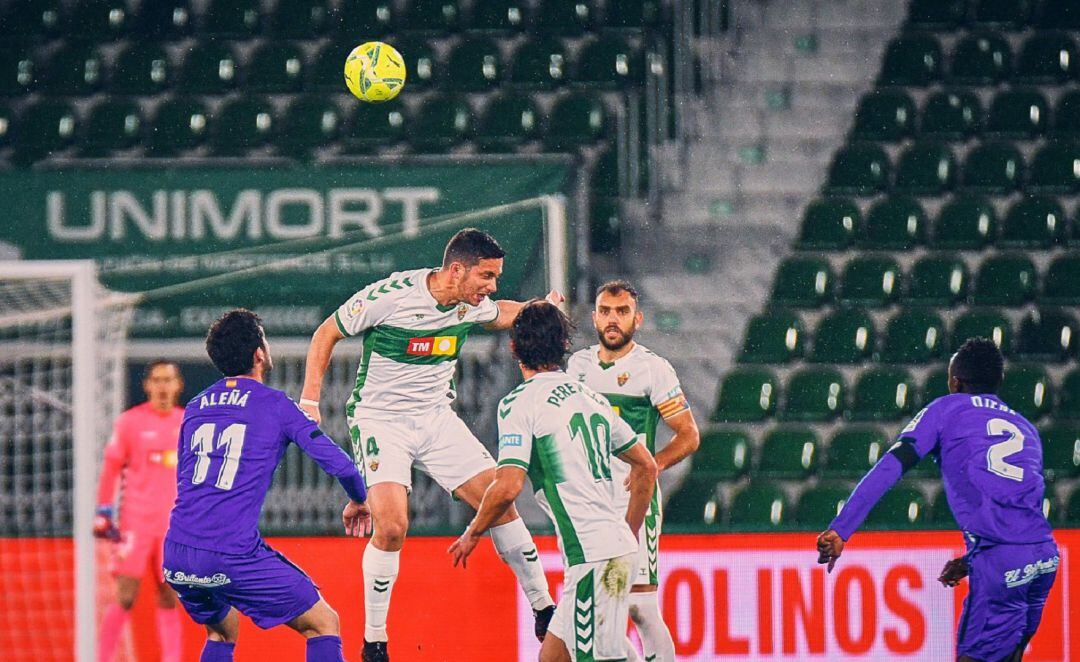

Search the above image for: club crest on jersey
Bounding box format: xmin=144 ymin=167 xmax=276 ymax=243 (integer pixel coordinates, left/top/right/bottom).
xmin=617 ymin=371 xmax=630 ymax=387
xmin=457 ymin=304 xmax=468 ymax=321
xmin=407 ymin=336 xmax=458 ymax=357
xmin=369 ymin=460 xmax=380 ymax=472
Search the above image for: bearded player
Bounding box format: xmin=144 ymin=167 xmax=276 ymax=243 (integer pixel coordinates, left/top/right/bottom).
xmin=566 ymin=280 xmax=700 ymax=662
xmin=94 ymin=360 xmax=186 ymax=662
xmin=300 ymin=228 xmax=559 ymax=661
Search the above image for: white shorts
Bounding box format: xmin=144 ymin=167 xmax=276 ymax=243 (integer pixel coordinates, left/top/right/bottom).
xmin=347 ymin=408 xmax=495 ymax=493
xmin=548 ymin=553 xmax=637 ymax=661
xmin=615 ymin=488 xmax=662 ymax=586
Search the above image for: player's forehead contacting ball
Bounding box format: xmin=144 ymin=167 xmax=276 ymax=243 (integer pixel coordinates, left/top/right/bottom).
xmin=344 ymin=41 xmax=406 ymax=102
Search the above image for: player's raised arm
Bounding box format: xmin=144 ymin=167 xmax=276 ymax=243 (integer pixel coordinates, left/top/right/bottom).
xmin=611 ymin=416 xmax=658 ymax=535
xmin=484 ymin=290 xmax=565 ymax=330
xmin=280 ymin=395 xmax=368 ymax=506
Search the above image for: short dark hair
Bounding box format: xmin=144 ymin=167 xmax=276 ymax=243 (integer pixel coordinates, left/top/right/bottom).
xmin=510 ymin=300 xmax=575 ymax=371
xmin=142 ymin=359 xmax=182 ymax=381
xmin=951 ymin=337 xmax=1005 ymax=394
xmin=443 ymin=228 xmax=505 ymax=268
xmin=205 ymin=309 xmax=265 ymax=377
xmin=595 ymin=279 xmax=639 ymax=301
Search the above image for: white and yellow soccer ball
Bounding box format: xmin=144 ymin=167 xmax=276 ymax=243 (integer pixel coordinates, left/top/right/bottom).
xmin=344 ymin=41 xmax=406 ymax=102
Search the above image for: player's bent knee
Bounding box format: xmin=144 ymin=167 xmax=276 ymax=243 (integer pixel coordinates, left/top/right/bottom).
xmin=373 ymin=520 xmax=409 ymax=549
xmin=289 ymin=599 xmax=340 ymax=637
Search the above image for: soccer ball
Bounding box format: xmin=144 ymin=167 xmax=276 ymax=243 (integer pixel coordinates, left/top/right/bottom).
xmin=344 ymin=41 xmax=406 ymax=103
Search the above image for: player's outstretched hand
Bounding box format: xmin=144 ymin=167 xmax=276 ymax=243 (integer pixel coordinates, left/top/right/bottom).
xmin=448 ymin=529 xmax=480 ymax=569
xmin=938 ymin=556 xmax=969 ymax=588
xmin=544 ymin=290 xmax=565 ymax=309
xmin=816 ymin=529 xmax=844 ymax=573
xmin=92 ymin=505 xmax=120 ymax=541
xmin=342 ymin=500 xmax=371 ymax=537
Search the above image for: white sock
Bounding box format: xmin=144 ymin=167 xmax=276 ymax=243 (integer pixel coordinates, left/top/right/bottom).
xmin=625 ymin=636 xmax=644 ymax=662
xmin=489 ymin=519 xmax=554 ymax=610
xmin=362 ymin=545 xmax=400 ymax=642
xmin=629 ymin=591 xmax=676 ymax=662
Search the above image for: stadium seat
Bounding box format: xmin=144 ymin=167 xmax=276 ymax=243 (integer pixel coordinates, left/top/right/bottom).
xmin=663 ymin=475 xmax=722 ymax=526
xmin=758 ymin=427 xmax=819 ymax=478
xmin=133 ymin=0 xmax=193 ymax=38
xmin=860 ymin=196 xmax=926 ymax=249
xmin=963 ymin=141 xmax=1023 ymax=193
xmin=824 ymin=427 xmax=888 ymax=478
xmin=380 ymin=36 xmax=438 ymax=90
xmin=1055 ymin=379 xmax=1080 ymax=420
xmin=311 ymin=40 xmax=354 ymax=91
xmin=881 ymin=309 xmax=947 ymax=363
xmin=469 ymin=0 xmax=527 ymax=31
xmin=589 ymin=197 xmax=621 ymax=254
xmin=574 ymin=33 xmax=642 ymax=88
xmin=1000 ymin=196 xmax=1066 ymax=247
xmin=476 ymin=91 xmax=540 ymax=152
xmin=1066 ymin=488 xmax=1080 ymax=524
xmin=1015 ymin=308 xmax=1077 ymax=362
xmin=147 ymin=97 xmax=209 ymax=155
xmin=906 ymin=0 xmax=966 ymax=30
xmin=41 ymin=41 xmax=106 ymax=96
xmin=838 ymin=256 xmax=902 ymax=307
xmin=797 ymin=197 xmax=859 ymax=249
xmin=0 ymin=41 xmax=39 ymax=96
xmin=403 ymin=0 xmax=461 ymax=32
xmin=533 ymin=0 xmax=596 ymax=35
xmin=203 ymin=0 xmax=262 ymax=37
xmin=691 ymin=429 xmax=751 ymax=480
xmin=1042 ymin=484 xmax=1062 ymax=524
xmin=922 ymin=366 xmax=951 ymax=402
xmin=972 ymin=0 xmax=1032 ymax=29
xmin=68 ymin=0 xmax=130 ymax=40
xmin=929 ymin=489 xmax=957 ymax=528
xmin=210 ymin=98 xmax=273 ymax=155
xmin=894 ymin=143 xmax=956 ymax=195
xmin=739 ymin=310 xmax=804 ymax=363
xmin=177 ymin=41 xmax=238 ymax=94
xmin=607 ymin=0 xmax=665 ymax=29
xmin=999 ymin=363 xmax=1054 ymax=421
xmin=1043 ymin=254 xmax=1080 ymax=304
xmin=13 ymin=100 xmax=77 ymax=163
xmin=1036 ymin=1 xmax=1080 ymax=29
xmin=781 ymin=368 xmax=845 ymax=421
xmin=0 ymin=0 xmax=64 ymax=37
xmin=987 ymin=88 xmax=1049 ymax=139
xmin=543 ymin=92 xmax=609 ymax=150
xmin=0 ymin=103 xmax=13 ymax=149
xmin=590 ymin=145 xmax=618 ymax=197
xmin=852 ymin=89 xmax=916 ymax=141
xmin=447 ymin=35 xmax=503 ymax=91
xmin=771 ymin=257 xmax=834 ymax=308
xmin=276 ymin=96 xmax=342 ymax=157
xmin=811 ymin=309 xmax=876 ymax=363
xmin=949 ymin=32 xmax=1013 ymax=85
xmin=921 ymin=90 xmax=982 ymax=140
xmin=729 ymin=482 xmax=790 ymax=528
xmin=337 ymin=0 xmax=395 ymax=36
xmin=81 ymin=99 xmax=141 ymax=156
xmin=1028 ymin=142 xmax=1080 ymax=193
xmin=907 ymin=256 xmax=968 ymax=307
xmin=247 ymin=42 xmax=305 ymax=93
xmin=973 ymin=254 xmax=1037 ymax=305
xmin=408 ymin=94 xmax=472 ymax=152
xmin=343 ymin=97 xmax=405 ymax=152
xmin=952 ymin=309 xmax=1013 ymax=354
xmin=880 ymin=33 xmax=943 ymax=86
xmin=712 ymin=368 xmax=777 ymax=423
xmin=850 ymin=367 xmax=916 ymax=421
xmin=864 ymin=485 xmax=928 ymax=527
xmin=1053 ymin=91 xmax=1080 ymax=138
xmin=796 ymin=483 xmax=853 ymax=528
xmin=510 ymin=37 xmax=568 ymax=89
xmin=1016 ymin=31 xmax=1078 ymax=83
xmin=825 ymin=142 xmax=890 ymax=195
xmin=111 ymin=43 xmax=172 ymax=96
xmin=931 ymin=194 xmax=997 ymax=248
xmin=270 ymin=0 xmax=332 ymax=37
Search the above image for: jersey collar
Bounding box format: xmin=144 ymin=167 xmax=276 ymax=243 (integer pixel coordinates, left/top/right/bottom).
xmin=418 ymin=268 xmax=457 ymax=312
xmin=595 ymin=342 xmax=638 ymax=370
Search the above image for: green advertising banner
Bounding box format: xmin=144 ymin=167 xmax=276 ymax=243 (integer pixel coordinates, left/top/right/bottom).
xmin=0 ymin=159 xmax=572 ymax=337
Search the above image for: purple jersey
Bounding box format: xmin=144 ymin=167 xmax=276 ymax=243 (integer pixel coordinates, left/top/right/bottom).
xmin=167 ymin=377 xmax=365 ymax=555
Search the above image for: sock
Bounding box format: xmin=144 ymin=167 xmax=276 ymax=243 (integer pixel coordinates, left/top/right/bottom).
xmin=306 ymin=635 xmax=344 ymax=662
xmin=629 ymin=592 xmax=676 ymax=662
xmin=625 ymin=636 xmax=644 ymax=662
xmin=489 ymin=519 xmax=554 ymax=610
xmin=97 ymin=603 xmax=130 ymax=662
xmin=156 ymin=607 xmax=182 ymax=662
xmin=200 ymin=640 xmax=235 ymax=662
xmin=362 ymin=545 xmax=400 ymax=642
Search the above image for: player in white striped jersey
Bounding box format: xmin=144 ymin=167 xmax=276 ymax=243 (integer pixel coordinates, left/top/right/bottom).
xmin=567 ymin=280 xmax=701 ymax=662
xmin=449 ymin=300 xmax=658 ymax=662
xmin=300 ymin=229 xmax=560 ymax=661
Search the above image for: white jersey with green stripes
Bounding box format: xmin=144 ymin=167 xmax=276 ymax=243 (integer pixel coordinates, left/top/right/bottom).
xmin=496 ymin=370 xmax=640 ymax=567
xmin=333 ymin=268 xmax=499 ymax=416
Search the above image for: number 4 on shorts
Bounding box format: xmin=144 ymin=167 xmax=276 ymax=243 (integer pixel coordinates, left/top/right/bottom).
xmin=366 ymin=436 xmax=379 ymax=455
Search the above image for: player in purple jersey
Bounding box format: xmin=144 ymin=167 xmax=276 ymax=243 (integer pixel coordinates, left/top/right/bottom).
xmin=816 ymin=338 xmax=1059 ymax=661
xmin=164 ymin=309 xmax=371 ymax=662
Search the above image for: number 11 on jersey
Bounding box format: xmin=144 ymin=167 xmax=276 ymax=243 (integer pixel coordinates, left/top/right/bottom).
xmin=191 ymin=423 xmax=248 ymax=490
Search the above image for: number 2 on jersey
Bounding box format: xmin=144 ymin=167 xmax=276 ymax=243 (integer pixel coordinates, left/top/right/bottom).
xmin=986 ymin=418 xmax=1024 ymax=482
xmin=191 ymin=423 xmax=247 ymax=490
xmin=569 ymin=412 xmax=611 ymax=481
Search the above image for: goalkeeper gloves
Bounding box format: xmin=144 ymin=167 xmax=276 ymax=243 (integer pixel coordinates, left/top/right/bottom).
xmin=92 ymin=505 xmax=120 ymax=541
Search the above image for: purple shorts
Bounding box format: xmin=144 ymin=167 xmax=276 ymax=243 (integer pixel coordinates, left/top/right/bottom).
xmin=956 ymin=538 xmax=1059 ymax=661
xmin=163 ymin=537 xmax=321 ymax=630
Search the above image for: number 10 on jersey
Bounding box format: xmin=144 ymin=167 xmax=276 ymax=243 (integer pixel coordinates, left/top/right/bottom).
xmin=190 ymin=423 xmax=247 ymax=490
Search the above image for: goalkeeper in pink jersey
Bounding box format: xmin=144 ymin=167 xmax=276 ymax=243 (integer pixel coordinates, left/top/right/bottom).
xmin=94 ymin=360 xmax=186 ymax=662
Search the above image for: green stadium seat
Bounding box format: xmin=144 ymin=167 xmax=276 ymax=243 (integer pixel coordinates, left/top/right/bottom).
xmin=469 ymin=0 xmax=527 ymax=31
xmin=797 ymin=197 xmax=859 ymax=249
xmin=950 ymin=31 xmax=1013 ymax=85
xmin=41 ymin=41 xmax=106 ymax=96
xmin=739 ymin=310 xmax=804 ymax=363
xmin=1052 ymin=377 xmax=1080 ymax=420
xmin=825 ymin=142 xmax=890 ymax=195
xmin=929 ymin=489 xmax=958 ymax=528
xmin=543 ymin=92 xmax=609 ymax=150
xmin=589 ymin=197 xmax=621 ymax=254
xmin=973 ymin=0 xmax=1032 ymax=29
xmin=663 ymin=475 xmax=722 ymax=526
xmin=712 ymin=368 xmax=777 ymax=423
xmin=973 ymin=254 xmax=1037 ymax=306
xmin=337 ymin=0 xmax=395 ymax=36
xmin=923 ymin=366 xmax=951 ymax=403
xmin=133 ymin=0 xmax=192 ymax=38
xmin=999 ymin=364 xmax=1054 ymax=421
xmin=311 ymin=40 xmax=353 ymax=91
xmin=850 ymin=367 xmax=916 ymax=421
xmin=203 ymin=0 xmax=262 ymax=37
xmin=796 ymin=483 xmax=853 ymax=528
xmin=894 ymin=143 xmax=956 ymax=195
xmin=1028 ymin=142 xmax=1080 ymax=193
xmin=177 ymin=41 xmax=239 ymax=94
xmin=921 ymin=90 xmax=982 ymax=140
xmin=270 ymin=0 xmax=332 ymax=37
xmin=408 ymin=94 xmax=472 ymax=152
xmin=1041 ymin=484 xmax=1062 ymax=524
xmin=1000 ymin=196 xmax=1065 ymax=247
xmin=574 ymin=34 xmax=642 ymax=88
xmin=1016 ymin=31 xmax=1078 ymax=83
xmin=907 ymin=0 xmax=966 ymax=30
xmin=1036 ymin=1 xmax=1080 ymax=29
xmin=247 ymin=42 xmax=305 ymax=93
xmin=952 ymin=309 xmax=1013 ymax=355
xmin=0 ymin=103 xmax=12 ymax=149
xmin=534 ymin=0 xmax=596 ymax=35
xmin=987 ymin=89 xmax=1049 ymax=138
xmin=277 ymin=96 xmax=342 ymax=157
xmin=1043 ymin=254 xmax=1080 ymax=304
xmin=861 ymin=196 xmax=926 ymax=249
xmin=1016 ymin=308 xmax=1077 ymax=362
xmin=81 ymin=99 xmax=141 ymax=156
xmin=0 ymin=0 xmax=64 ymax=37
xmin=111 ymin=43 xmax=172 ymax=96
xmin=344 ymin=98 xmax=407 ymax=154
xmin=852 ymin=89 xmax=916 ymax=141
xmin=864 ymin=485 xmax=928 ymax=528
xmin=838 ymin=256 xmax=902 ymax=307
xmin=210 ymin=98 xmax=273 ymax=156
xmin=931 ymin=194 xmax=997 ymax=248
xmin=447 ymin=36 xmax=503 ymax=91
xmin=880 ymin=33 xmax=943 ymax=86
xmin=607 ymin=0 xmax=665 ymax=29
xmin=510 ymin=37 xmax=568 ymax=89
xmin=476 ymin=92 xmax=540 ymax=152
xmin=758 ymin=427 xmax=819 ymax=478
xmin=590 ymin=145 xmax=618 ymax=197
xmin=1054 ymin=91 xmax=1080 ymax=139
xmin=771 ymin=257 xmax=833 ymax=308
xmin=824 ymin=427 xmax=888 ymax=478
xmin=1066 ymin=488 xmax=1080 ymax=524
xmin=881 ymin=309 xmax=947 ymax=363
xmin=69 ymin=0 xmax=130 ymax=40
xmin=403 ymin=0 xmax=461 ymax=32
xmin=907 ymin=256 xmax=968 ymax=307
xmin=730 ymin=482 xmax=790 ymax=528
xmin=147 ymin=97 xmax=209 ymax=156
xmin=782 ymin=368 xmax=845 ymax=421
xmin=13 ymin=100 xmax=77 ymax=163
xmin=0 ymin=41 xmax=39 ymax=96
xmin=963 ymin=141 xmax=1023 ymax=193
xmin=812 ymin=309 xmax=876 ymax=363
xmin=691 ymin=429 xmax=751 ymax=480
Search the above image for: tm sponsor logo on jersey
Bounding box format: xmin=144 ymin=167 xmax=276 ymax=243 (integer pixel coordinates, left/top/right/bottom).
xmin=406 ymin=336 xmax=458 ymax=356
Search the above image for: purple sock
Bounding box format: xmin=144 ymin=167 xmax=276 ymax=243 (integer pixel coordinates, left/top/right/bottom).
xmin=306 ymin=635 xmax=344 ymax=662
xmin=200 ymin=640 xmax=235 ymax=662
